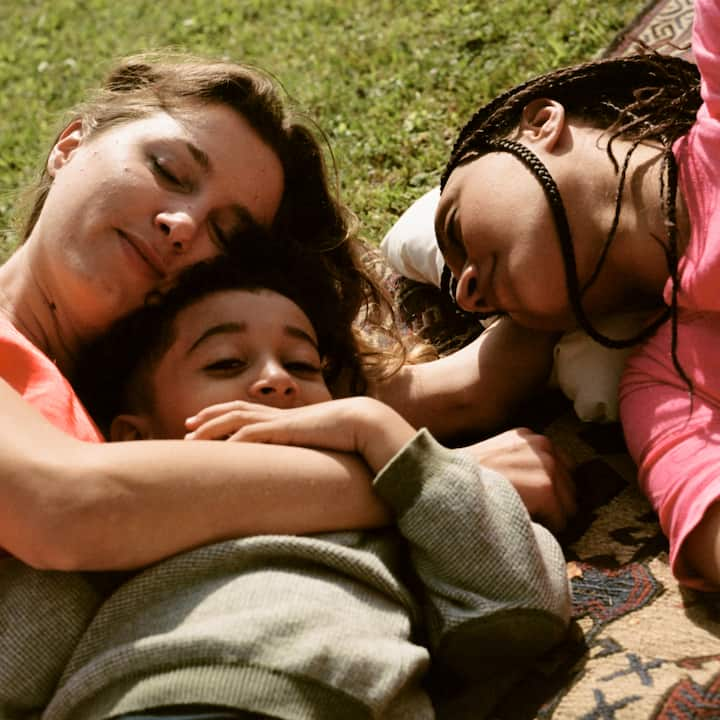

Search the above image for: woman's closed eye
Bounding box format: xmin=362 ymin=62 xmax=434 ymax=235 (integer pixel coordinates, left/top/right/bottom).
xmin=209 ymin=221 xmax=228 ymax=251
xmin=151 ymin=156 xmax=185 ymax=188
xmin=207 ymin=218 xmax=249 ymax=253
xmin=151 ymin=157 xmax=232 ymax=250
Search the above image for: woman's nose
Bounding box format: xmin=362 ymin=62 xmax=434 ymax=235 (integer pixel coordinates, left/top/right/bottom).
xmin=247 ymin=363 xmax=299 ymax=408
xmin=455 ymin=265 xmax=492 ymax=314
xmin=154 ymin=209 xmax=197 ymax=254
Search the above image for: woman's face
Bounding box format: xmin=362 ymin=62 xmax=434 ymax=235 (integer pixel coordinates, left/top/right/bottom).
xmin=435 ymin=150 xmax=581 ymax=331
xmin=33 ymin=104 xmax=285 ymax=338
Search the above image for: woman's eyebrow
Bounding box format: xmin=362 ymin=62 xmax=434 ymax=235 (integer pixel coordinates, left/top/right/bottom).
xmin=185 ymin=141 xmax=210 ymax=171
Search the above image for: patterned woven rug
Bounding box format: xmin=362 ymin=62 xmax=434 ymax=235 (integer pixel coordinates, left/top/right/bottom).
xmin=604 ymin=0 xmax=694 ymax=61
xmin=391 ymin=3 xmax=720 ymax=717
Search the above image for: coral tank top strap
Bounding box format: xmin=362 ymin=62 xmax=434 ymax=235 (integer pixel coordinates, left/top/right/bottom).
xmin=0 ymin=315 xmax=103 ymax=443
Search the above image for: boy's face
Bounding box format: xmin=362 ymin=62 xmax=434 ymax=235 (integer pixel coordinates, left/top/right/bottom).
xmin=126 ymin=288 xmax=332 ymax=440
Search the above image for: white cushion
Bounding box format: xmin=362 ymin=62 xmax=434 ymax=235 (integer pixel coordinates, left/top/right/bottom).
xmin=380 ymin=187 xmax=444 ymax=286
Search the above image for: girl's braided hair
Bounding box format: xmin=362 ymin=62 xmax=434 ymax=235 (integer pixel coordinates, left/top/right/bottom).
xmin=441 ymin=53 xmax=701 ymax=382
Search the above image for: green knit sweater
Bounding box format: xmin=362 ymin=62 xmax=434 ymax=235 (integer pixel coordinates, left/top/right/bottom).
xmin=0 ymin=430 xmax=570 ymax=720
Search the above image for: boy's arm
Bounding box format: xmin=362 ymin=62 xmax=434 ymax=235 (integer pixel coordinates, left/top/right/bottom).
xmin=188 ymin=399 xmax=572 ymax=652
xmin=372 ymin=316 xmax=559 ymax=441
xmin=372 ymin=429 xmax=571 ymax=676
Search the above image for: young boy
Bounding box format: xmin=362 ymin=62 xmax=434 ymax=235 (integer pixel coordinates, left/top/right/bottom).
xmin=55 ymin=256 xmax=571 ymax=720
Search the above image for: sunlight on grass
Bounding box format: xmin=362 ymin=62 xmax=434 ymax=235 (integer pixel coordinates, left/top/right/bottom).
xmin=0 ymin=0 xmax=648 ymax=255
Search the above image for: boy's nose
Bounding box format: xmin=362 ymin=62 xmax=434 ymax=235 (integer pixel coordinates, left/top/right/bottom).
xmin=247 ymin=364 xmax=299 ymax=408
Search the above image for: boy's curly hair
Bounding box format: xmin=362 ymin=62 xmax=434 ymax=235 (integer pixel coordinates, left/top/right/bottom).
xmin=74 ymin=229 xmax=412 ymax=437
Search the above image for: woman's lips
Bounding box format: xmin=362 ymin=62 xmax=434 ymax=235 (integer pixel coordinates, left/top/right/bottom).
xmin=118 ymin=229 xmax=167 ymax=278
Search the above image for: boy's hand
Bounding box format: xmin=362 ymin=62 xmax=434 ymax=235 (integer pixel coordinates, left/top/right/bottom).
xmin=461 ymin=428 xmax=577 ymax=533
xmin=185 ymin=397 xmax=416 ymax=474
xmin=185 ymin=399 xmax=361 ymax=451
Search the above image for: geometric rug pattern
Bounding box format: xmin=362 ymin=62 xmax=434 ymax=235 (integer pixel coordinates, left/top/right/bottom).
xmin=604 ymin=0 xmax=694 ymax=61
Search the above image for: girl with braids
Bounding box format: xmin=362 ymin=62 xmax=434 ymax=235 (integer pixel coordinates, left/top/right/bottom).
xmin=434 ymin=0 xmax=720 ymax=589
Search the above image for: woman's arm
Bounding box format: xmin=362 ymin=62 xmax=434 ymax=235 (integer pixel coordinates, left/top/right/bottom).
xmin=186 ymin=396 xmax=416 ymax=474
xmin=372 ymin=316 xmax=559 ymax=441
xmin=0 ymin=378 xmax=386 ymax=572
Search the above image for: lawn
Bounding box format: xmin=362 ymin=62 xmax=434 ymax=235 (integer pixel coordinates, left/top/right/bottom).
xmin=0 ymin=0 xmax=648 ymax=259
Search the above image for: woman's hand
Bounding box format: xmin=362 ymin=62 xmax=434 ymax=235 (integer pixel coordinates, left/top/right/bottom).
xmin=185 ymin=397 xmax=417 ymax=474
xmin=461 ymin=428 xmax=576 ymax=533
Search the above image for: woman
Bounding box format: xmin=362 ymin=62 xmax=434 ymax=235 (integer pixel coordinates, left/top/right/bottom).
xmin=0 ymin=51 xmax=568 ymax=572
xmin=0 ymin=52 xmax=389 ymax=572
xmin=0 ymin=51 xmax=570 ymax=718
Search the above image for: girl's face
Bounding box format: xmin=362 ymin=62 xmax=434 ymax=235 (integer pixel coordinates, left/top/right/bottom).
xmin=140 ymin=289 xmax=333 ymax=440
xmin=32 ymin=104 xmax=285 ymax=339
xmin=435 ymin=150 xmax=580 ymax=331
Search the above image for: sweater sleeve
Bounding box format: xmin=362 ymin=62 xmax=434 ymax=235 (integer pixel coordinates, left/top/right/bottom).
xmin=372 ymin=428 xmax=571 ymax=679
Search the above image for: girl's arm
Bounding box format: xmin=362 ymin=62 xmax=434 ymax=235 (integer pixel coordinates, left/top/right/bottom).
xmin=0 ymin=378 xmax=387 ymax=572
xmin=371 ymin=316 xmax=559 ymax=441
xmin=461 ymin=428 xmax=576 ymax=532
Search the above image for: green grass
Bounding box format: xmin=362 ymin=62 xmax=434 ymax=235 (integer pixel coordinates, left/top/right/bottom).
xmin=0 ymin=0 xmax=647 ymax=258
